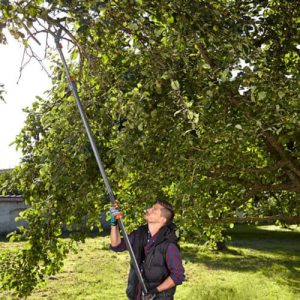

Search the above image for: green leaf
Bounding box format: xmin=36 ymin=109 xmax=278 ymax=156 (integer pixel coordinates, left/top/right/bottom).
xmin=202 ymin=64 xmax=211 ymax=70
xmin=70 ymin=50 xmax=78 ymax=60
xmin=171 ymin=80 xmax=180 ymax=90
xmin=100 ymin=9 xmax=106 ymax=17
xmin=258 ymin=91 xmax=267 ymax=100
xmin=128 ymin=23 xmax=138 ymax=31
xmin=220 ymin=69 xmax=229 ymax=82
xmin=102 ymin=54 xmax=109 ymax=65
xmin=167 ymin=16 xmax=174 ymax=24
xmin=29 ymin=7 xmax=37 ymax=17
xmin=278 ymin=91 xmax=285 ymax=99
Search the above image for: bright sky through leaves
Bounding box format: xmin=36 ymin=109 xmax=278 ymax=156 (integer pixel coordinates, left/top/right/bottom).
xmin=0 ymin=35 xmax=51 ymax=169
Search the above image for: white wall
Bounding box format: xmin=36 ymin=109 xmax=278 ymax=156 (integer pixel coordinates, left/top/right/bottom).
xmin=0 ymin=197 xmax=29 ymax=234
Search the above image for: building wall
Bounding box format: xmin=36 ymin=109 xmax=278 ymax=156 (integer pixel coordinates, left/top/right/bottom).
xmin=0 ymin=196 xmax=29 ymax=234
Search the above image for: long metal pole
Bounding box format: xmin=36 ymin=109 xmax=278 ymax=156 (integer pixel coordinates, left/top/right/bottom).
xmin=55 ymin=30 xmax=148 ymax=295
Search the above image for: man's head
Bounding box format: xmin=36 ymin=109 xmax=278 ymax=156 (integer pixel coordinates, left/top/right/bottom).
xmin=144 ymin=200 xmax=174 ymax=226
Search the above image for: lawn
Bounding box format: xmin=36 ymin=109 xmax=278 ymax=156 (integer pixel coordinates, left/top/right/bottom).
xmin=0 ymin=225 xmax=299 ymax=299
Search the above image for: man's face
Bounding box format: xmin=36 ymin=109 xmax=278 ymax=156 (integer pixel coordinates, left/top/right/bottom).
xmin=144 ymin=203 xmax=166 ymax=225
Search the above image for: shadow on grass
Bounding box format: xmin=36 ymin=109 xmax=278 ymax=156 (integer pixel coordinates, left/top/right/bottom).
xmin=228 ymin=226 xmax=300 ymax=256
xmin=181 ymin=225 xmax=300 ymax=293
xmin=192 ymin=252 xmax=300 ymax=293
xmin=228 ymin=224 xmax=300 ymax=240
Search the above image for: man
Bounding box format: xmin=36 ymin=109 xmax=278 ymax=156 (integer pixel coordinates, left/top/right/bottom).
xmin=110 ymin=200 xmax=185 ymax=300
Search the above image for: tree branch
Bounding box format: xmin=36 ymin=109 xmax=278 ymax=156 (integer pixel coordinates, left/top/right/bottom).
xmin=21 ymin=21 xmax=41 ymax=45
xmin=244 ymin=183 xmax=300 ymax=201
xmin=262 ymin=131 xmax=300 ymax=179
xmin=207 ymin=161 xmax=287 ymax=177
xmin=197 ymin=42 xmax=215 ymax=67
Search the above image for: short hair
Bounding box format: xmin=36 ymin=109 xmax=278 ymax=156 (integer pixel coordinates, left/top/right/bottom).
xmin=156 ymin=200 xmax=175 ymax=224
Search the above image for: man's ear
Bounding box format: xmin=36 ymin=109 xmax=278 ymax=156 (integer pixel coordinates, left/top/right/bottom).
xmin=162 ymin=216 xmax=167 ymax=225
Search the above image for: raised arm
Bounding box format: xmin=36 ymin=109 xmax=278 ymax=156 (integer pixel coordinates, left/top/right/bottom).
xmin=109 ymin=206 xmax=122 ymax=247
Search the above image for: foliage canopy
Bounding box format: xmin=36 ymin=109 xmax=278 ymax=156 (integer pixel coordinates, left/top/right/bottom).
xmin=0 ymin=0 xmax=299 ymax=296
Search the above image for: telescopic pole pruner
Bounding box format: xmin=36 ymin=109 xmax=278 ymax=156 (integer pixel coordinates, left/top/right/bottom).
xmin=54 ymin=28 xmax=148 ymax=295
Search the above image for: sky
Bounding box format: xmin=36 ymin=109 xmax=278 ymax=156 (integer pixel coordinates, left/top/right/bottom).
xmin=0 ymin=35 xmax=51 ymax=169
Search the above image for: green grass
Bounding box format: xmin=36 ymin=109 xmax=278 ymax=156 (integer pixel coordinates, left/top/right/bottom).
xmin=0 ymin=225 xmax=300 ymax=299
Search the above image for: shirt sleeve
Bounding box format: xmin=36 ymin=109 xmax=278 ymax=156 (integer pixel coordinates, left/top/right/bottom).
xmin=165 ymin=243 xmax=185 ymax=285
xmin=110 ymin=228 xmax=137 ymax=252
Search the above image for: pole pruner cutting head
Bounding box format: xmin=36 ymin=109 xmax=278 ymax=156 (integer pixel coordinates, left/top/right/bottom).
xmin=54 ymin=28 xmax=63 ymax=46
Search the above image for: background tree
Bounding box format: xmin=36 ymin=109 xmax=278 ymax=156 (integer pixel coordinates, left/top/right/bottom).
xmin=0 ymin=168 xmax=20 ymax=195
xmin=0 ymin=0 xmax=299 ymax=296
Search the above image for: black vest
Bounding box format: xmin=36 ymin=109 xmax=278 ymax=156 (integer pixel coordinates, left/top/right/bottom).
xmin=126 ymin=223 xmax=179 ymax=300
